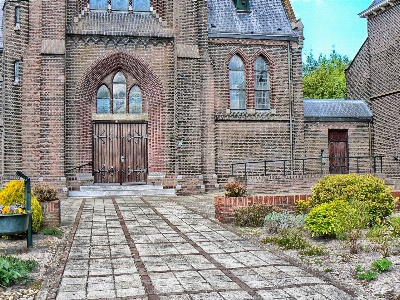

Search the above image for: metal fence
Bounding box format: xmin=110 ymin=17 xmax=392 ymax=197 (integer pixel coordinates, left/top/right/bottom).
xmin=230 ymin=155 xmax=384 ymax=179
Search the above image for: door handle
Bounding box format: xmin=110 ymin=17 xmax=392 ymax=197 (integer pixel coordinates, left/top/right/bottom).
xmin=121 ymin=156 xmax=125 ymax=163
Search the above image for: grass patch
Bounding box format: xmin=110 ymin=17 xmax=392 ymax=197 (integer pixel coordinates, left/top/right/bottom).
xmin=41 ymin=228 xmax=62 ymax=237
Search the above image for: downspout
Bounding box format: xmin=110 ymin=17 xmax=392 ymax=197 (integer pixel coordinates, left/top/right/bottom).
xmin=288 ymin=41 xmax=294 ymax=173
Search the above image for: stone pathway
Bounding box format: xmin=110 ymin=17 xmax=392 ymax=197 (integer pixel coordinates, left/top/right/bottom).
xmin=48 ymin=196 xmax=356 ymax=300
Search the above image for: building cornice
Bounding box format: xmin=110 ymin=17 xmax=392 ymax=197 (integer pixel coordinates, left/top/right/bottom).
xmin=359 ymin=0 xmax=396 ymax=18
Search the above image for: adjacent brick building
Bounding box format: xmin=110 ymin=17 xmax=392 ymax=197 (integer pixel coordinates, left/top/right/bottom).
xmin=346 ymin=0 xmax=400 ymax=178
xmin=0 ymin=0 xmax=374 ymax=194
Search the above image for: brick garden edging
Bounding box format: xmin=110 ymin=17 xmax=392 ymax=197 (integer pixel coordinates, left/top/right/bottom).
xmin=215 ymin=191 xmax=400 ymax=223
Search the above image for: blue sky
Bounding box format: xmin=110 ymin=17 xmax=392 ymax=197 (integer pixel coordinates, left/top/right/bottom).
xmin=290 ymin=0 xmax=372 ymax=60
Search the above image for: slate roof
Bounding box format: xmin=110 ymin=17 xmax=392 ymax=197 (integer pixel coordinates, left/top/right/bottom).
xmin=304 ymin=99 xmax=373 ymax=122
xmin=208 ymin=0 xmax=299 ymax=40
xmin=359 ymin=0 xmax=396 ymax=17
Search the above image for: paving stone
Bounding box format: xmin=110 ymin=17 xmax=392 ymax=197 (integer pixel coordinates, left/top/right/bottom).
xmin=56 ymin=290 xmax=86 ymax=300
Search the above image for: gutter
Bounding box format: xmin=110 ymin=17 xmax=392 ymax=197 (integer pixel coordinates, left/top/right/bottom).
xmin=208 ymin=33 xmax=299 ymax=41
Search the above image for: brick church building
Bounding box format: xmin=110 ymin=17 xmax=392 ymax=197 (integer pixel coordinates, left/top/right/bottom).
xmin=346 ymin=0 xmax=400 ymax=180
xmin=0 ymin=0 xmax=378 ymax=195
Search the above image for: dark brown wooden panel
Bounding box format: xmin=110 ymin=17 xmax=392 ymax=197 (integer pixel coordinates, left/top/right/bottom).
xmin=328 ymin=130 xmax=349 ymax=174
xmin=93 ymin=123 xmax=148 ymax=184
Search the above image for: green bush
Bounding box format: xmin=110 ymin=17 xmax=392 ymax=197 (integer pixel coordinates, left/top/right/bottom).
xmin=389 ymin=215 xmax=400 ymax=238
xmin=0 ymin=180 xmax=42 ymax=232
xmin=233 ymin=204 xmax=281 ymax=227
xmin=224 ymin=180 xmax=247 ymax=197
xmin=294 ymin=199 xmax=312 ymax=215
xmin=305 ymin=200 xmax=351 ymax=236
xmin=261 ymin=228 xmax=310 ymax=250
xmin=309 ymin=174 xmax=397 ymax=225
xmin=0 ymin=255 xmax=37 ymax=286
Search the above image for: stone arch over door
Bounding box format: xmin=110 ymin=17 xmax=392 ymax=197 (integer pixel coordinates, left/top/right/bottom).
xmin=73 ymin=51 xmax=166 ymax=175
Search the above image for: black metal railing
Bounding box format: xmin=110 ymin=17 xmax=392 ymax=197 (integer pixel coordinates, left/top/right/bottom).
xmin=66 ymin=161 xmax=93 ymax=174
xmin=230 ymin=155 xmax=384 ymax=179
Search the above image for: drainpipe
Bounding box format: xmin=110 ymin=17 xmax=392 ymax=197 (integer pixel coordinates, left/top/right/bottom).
xmin=288 ymin=41 xmax=294 ymax=174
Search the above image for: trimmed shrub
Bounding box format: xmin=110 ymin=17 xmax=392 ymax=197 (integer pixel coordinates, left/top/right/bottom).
xmin=224 ymin=180 xmax=247 ymax=197
xmin=309 ymin=174 xmax=397 ymax=225
xmin=233 ymin=204 xmax=282 ymax=227
xmin=294 ymin=199 xmax=312 ymax=215
xmin=0 ymin=180 xmax=42 ymax=232
xmin=305 ymin=200 xmax=351 ymax=236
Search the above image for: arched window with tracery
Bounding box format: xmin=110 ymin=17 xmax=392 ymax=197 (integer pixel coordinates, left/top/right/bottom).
xmin=254 ymin=56 xmax=270 ymax=110
xmin=97 ymin=85 xmax=111 ymax=113
xmin=229 ymin=55 xmax=246 ymax=110
xmin=129 ymin=85 xmax=142 ymax=113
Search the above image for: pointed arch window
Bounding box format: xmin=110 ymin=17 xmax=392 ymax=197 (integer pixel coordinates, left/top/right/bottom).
xmin=254 ymin=56 xmax=270 ymax=110
xmin=112 ymin=0 xmax=129 ymax=11
xmin=129 ymin=85 xmax=142 ymax=113
xmin=113 ymin=72 xmax=127 ymax=114
xmin=229 ymin=55 xmax=246 ymax=110
xmin=97 ymin=85 xmax=111 ymax=113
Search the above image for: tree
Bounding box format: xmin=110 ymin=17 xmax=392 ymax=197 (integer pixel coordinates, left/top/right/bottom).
xmin=302 ymin=50 xmax=351 ymax=99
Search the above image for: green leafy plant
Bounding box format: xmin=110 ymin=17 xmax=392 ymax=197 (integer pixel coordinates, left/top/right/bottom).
xmin=356 ymin=267 xmax=378 ymax=281
xmin=41 ymin=228 xmax=62 ymax=237
xmin=233 ymin=204 xmax=282 ymax=227
xmin=299 ymin=245 xmax=327 ymax=256
xmin=294 ymin=199 xmax=312 ymax=215
xmin=0 ymin=180 xmax=42 ymax=232
xmin=261 ymin=228 xmax=310 ymax=250
xmin=371 ymin=257 xmax=392 ymax=273
xmin=324 ymin=267 xmax=333 ymax=273
xmin=389 ymin=215 xmax=400 ymax=238
xmin=264 ymin=210 xmax=306 ymax=233
xmin=33 ymin=184 xmax=58 ymax=202
xmin=309 ymin=174 xmax=397 ymax=225
xmin=0 ymin=255 xmax=37 ymax=286
xmin=224 ymin=180 xmax=247 ymax=197
xmin=367 ymin=224 xmax=395 ymax=257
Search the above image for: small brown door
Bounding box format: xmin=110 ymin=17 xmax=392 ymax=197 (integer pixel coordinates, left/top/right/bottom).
xmin=93 ymin=122 xmax=148 ymax=184
xmin=329 ymin=129 xmax=349 ymax=174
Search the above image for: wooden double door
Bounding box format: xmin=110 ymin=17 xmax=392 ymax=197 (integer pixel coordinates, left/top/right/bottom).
xmin=328 ymin=129 xmax=349 ymax=174
xmin=93 ymin=122 xmax=148 ymax=184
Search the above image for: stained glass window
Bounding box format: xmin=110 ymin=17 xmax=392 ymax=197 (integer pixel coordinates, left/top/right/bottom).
xmin=97 ymin=85 xmax=111 ymax=113
xmin=113 ymin=72 xmax=127 ymax=114
xmin=129 ymin=86 xmax=142 ymax=113
xmin=90 ymin=0 xmax=108 ymax=10
xmin=111 ymin=0 xmax=129 ymax=11
xmin=229 ymin=55 xmax=246 ymax=110
xmin=133 ymin=0 xmax=150 ymax=11
xmin=254 ymin=56 xmax=270 ymax=110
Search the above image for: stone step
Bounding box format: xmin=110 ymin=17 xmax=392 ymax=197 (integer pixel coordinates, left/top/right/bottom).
xmin=68 ymin=185 xmax=175 ymax=197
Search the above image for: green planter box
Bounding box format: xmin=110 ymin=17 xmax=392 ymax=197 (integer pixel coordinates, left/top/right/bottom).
xmin=0 ymin=213 xmax=30 ymax=235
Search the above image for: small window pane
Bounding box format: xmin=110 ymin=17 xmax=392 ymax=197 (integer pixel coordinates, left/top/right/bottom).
xmin=14 ymin=61 xmax=20 ymax=83
xmin=90 ymin=0 xmax=108 ymax=10
xmin=230 ymin=71 xmax=245 ymax=90
xmin=97 ymin=85 xmax=110 ymax=113
xmin=112 ymin=0 xmax=129 ymax=11
xmin=230 ymin=90 xmax=246 ymax=110
xmin=129 ymin=86 xmax=142 ymax=114
xmin=15 ymin=7 xmax=20 ymax=25
xmin=229 ymin=55 xmax=245 ymax=71
xmin=254 ymin=56 xmax=270 ymax=110
xmin=133 ymin=0 xmax=150 ymax=11
xmin=113 ymin=72 xmax=126 ymax=114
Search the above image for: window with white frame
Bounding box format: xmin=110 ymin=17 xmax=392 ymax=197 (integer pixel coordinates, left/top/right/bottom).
xmin=254 ymin=56 xmax=270 ymax=110
xmin=229 ymin=55 xmax=246 ymax=110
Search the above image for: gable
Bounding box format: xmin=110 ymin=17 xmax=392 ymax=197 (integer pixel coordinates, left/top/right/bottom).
xmin=359 ymin=0 xmax=397 ymax=17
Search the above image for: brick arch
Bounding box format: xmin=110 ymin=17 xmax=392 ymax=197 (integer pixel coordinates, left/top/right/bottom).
xmin=226 ymin=49 xmax=249 ymax=109
xmin=74 ymin=51 xmax=165 ymax=173
xmin=250 ymin=50 xmax=275 ymax=109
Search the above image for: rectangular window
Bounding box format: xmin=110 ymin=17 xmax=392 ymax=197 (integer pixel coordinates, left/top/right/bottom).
xmin=15 ymin=7 xmax=20 ymax=29
xmin=233 ymin=0 xmax=250 ymax=11
xmin=14 ymin=61 xmax=20 ymax=83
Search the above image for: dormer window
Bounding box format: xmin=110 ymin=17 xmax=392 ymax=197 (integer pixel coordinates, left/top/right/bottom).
xmin=233 ymin=0 xmax=250 ymax=11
